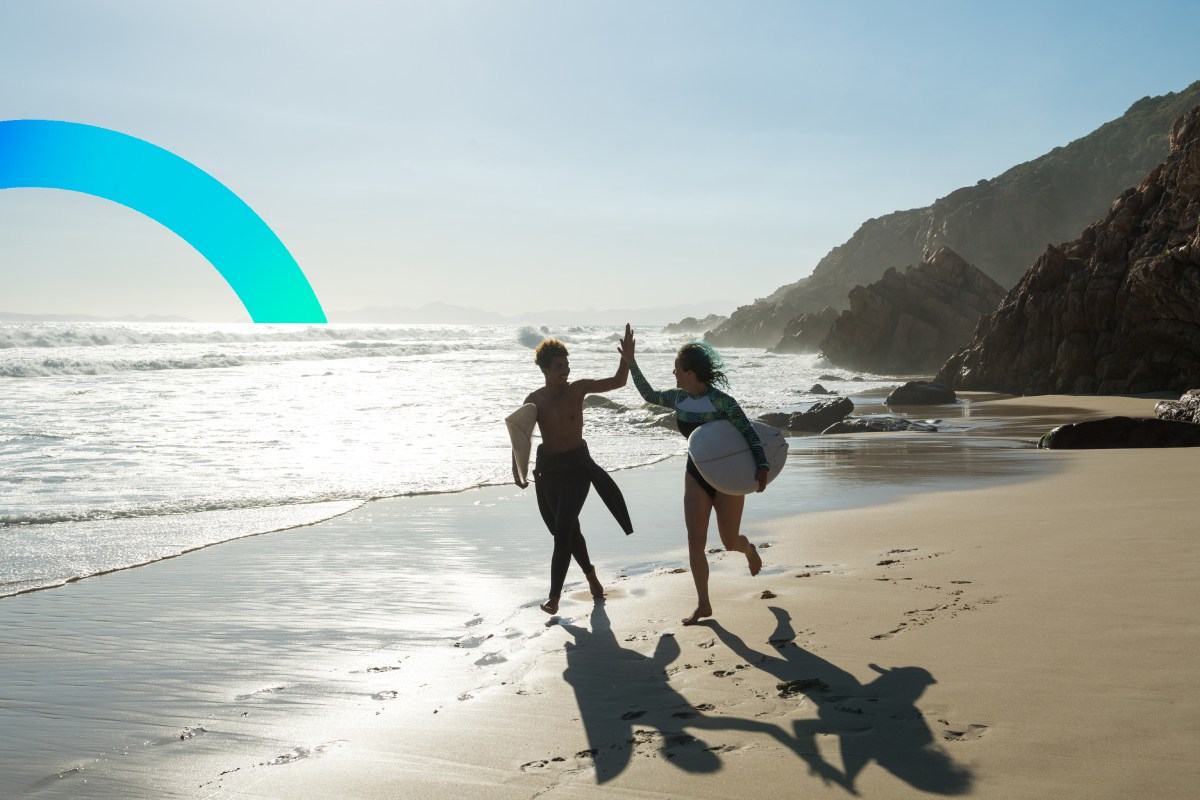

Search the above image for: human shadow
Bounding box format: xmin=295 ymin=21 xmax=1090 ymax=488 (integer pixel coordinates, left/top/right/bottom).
xmin=705 ymin=606 xmax=973 ymax=795
xmin=558 ymin=602 xmax=838 ymax=783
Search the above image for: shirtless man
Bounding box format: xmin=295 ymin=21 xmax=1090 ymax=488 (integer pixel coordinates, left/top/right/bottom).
xmin=525 ymin=324 xmax=635 ymax=614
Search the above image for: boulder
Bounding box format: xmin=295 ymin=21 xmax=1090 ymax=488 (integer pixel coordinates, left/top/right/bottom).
xmin=939 ymin=101 xmax=1200 ymax=395
xmin=1037 ymin=416 xmax=1200 ymax=449
xmin=584 ymin=395 xmax=624 ymax=410
xmin=759 ymin=397 xmax=855 ymax=433
xmin=885 ymin=381 xmax=957 ymax=406
xmin=818 ymin=247 xmax=1005 ymax=374
xmin=1154 ymin=389 xmax=1200 ymax=424
xmin=821 ymin=417 xmax=939 ymax=434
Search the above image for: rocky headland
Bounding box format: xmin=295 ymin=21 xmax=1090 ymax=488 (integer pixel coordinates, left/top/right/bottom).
xmin=937 ymin=102 xmax=1200 ymax=395
xmin=817 ymin=247 xmax=1004 ymax=375
xmin=661 ymin=314 xmax=728 ymax=335
xmin=772 ymin=307 xmax=839 ymax=354
xmin=705 ymin=81 xmax=1200 ymax=348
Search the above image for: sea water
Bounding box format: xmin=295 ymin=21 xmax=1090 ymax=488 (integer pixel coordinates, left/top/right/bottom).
xmin=0 ymin=321 xmax=900 ymax=597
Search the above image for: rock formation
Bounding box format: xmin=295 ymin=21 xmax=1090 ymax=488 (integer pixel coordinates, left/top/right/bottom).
xmin=1155 ymin=389 xmax=1200 ymax=423
xmin=822 ymin=417 xmax=939 ymax=434
xmin=1037 ymin=416 xmax=1200 ymax=449
xmin=772 ymin=307 xmax=839 ymax=354
xmin=662 ymin=314 xmax=728 ymax=335
xmin=938 ymin=102 xmax=1200 ymax=395
xmin=817 ymin=247 xmax=1004 ymax=375
xmin=885 ymin=381 xmax=957 ymax=406
xmin=759 ymin=397 xmax=854 ymax=432
xmin=705 ymin=82 xmax=1200 ymax=347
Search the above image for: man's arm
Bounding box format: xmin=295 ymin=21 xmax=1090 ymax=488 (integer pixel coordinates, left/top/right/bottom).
xmin=574 ymin=323 xmax=634 ymax=395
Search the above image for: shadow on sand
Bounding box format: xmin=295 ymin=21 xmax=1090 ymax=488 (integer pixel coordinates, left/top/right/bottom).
xmin=559 ymin=602 xmax=972 ymax=794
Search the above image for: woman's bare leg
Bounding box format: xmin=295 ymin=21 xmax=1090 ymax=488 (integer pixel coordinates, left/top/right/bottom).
xmin=682 ymin=475 xmax=716 ymax=625
xmin=713 ymin=491 xmax=761 ymax=576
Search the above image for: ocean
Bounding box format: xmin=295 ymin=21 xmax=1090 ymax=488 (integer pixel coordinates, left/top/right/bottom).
xmin=0 ymin=321 xmax=900 ymax=599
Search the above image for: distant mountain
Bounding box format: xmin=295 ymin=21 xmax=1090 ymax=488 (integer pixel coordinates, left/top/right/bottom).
xmin=937 ymin=101 xmax=1200 ymax=395
xmin=0 ymin=302 xmax=728 ymax=327
xmin=330 ymin=301 xmax=732 ymax=326
xmin=708 ymin=80 xmax=1200 ymax=348
xmin=0 ymin=312 xmax=193 ymax=322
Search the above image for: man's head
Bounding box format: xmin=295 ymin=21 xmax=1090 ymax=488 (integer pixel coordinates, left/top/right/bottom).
xmin=535 ymin=338 xmax=570 ymax=383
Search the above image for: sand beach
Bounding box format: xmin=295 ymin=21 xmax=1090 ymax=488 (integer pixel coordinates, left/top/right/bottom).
xmin=2 ymin=394 xmax=1198 ymax=799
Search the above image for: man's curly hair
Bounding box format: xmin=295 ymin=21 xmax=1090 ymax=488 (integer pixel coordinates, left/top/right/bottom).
xmin=535 ymin=338 xmax=569 ymax=368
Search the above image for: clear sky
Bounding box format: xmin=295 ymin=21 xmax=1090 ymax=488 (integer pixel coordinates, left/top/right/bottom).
xmin=1 ymin=1 xmax=1198 ymax=321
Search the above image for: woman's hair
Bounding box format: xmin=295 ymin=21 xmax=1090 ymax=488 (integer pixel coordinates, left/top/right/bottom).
xmin=535 ymin=338 xmax=569 ymax=368
xmin=677 ymin=342 xmax=728 ymax=388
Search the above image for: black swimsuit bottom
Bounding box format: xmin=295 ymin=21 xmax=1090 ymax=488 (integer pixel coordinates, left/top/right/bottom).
xmin=678 ymin=419 xmax=718 ymax=498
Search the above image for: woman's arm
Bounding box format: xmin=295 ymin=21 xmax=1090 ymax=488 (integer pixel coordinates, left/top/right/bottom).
xmin=629 ymin=360 xmax=680 ymax=409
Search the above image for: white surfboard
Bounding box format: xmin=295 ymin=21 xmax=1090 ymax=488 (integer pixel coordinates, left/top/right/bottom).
xmin=505 ymin=403 xmax=538 ymax=488
xmin=687 ymin=420 xmax=788 ymax=495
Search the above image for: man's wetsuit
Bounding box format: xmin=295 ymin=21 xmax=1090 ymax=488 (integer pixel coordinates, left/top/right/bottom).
xmin=629 ymin=360 xmax=768 ymax=497
xmin=534 ymin=442 xmax=633 ymax=600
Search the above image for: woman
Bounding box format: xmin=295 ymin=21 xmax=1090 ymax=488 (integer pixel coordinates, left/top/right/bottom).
xmin=628 ymin=337 xmax=769 ymax=625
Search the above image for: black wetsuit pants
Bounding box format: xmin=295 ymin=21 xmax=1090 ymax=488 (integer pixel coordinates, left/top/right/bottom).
xmin=533 ymin=444 xmax=597 ymax=600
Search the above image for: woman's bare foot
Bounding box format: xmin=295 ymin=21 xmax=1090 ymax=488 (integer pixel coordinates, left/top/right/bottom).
xmin=585 ymin=569 xmax=605 ymax=599
xmin=746 ymin=542 xmax=762 ymax=576
xmin=682 ymin=603 xmax=713 ymax=626
xmin=540 ymin=597 xmax=560 ymax=615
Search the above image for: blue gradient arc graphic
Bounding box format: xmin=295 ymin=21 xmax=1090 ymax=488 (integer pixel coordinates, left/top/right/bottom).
xmin=0 ymin=119 xmax=326 ymax=323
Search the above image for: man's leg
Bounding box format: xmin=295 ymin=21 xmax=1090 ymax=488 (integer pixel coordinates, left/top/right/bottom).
xmin=542 ymin=468 xmax=591 ymax=614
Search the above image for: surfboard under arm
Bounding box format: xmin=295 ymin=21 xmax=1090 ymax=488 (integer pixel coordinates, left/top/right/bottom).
xmin=505 ymin=403 xmax=538 ymax=488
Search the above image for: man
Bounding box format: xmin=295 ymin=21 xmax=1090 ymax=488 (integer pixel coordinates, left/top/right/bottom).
xmin=524 ymin=324 xmax=635 ymax=614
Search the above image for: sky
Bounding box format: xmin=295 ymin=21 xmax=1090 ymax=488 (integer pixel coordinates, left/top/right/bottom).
xmin=1 ymin=0 xmax=1198 ymax=322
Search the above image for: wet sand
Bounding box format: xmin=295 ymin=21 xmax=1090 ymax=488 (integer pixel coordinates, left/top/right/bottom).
xmin=3 ymin=394 xmax=1197 ymax=798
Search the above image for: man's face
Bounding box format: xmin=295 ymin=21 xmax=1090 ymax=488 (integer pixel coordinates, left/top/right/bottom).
xmin=542 ymin=356 xmax=570 ymax=384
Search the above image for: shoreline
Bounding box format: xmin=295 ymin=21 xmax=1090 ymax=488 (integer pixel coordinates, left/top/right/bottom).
xmin=2 ymin=394 xmax=1196 ymax=798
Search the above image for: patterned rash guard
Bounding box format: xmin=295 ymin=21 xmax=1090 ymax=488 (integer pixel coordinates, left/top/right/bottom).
xmin=629 ymin=360 xmax=769 ymax=471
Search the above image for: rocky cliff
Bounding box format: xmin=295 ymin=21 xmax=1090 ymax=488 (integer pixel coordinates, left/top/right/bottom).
xmin=819 ymin=247 xmax=1005 ymax=375
xmin=936 ymin=103 xmax=1200 ymax=395
xmin=772 ymin=306 xmax=839 ymax=353
xmin=706 ymin=81 xmax=1200 ymax=348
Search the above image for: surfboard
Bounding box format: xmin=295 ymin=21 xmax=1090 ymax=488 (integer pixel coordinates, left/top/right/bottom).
xmin=506 ymin=403 xmax=538 ymax=488
xmin=687 ymin=420 xmax=788 ymax=495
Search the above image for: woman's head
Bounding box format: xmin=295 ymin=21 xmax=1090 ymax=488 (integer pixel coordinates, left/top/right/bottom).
xmin=674 ymin=342 xmax=728 ymax=389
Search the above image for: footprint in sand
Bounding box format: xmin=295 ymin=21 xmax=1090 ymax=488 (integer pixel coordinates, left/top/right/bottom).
xmin=938 ymin=720 xmax=990 ymax=742
xmin=372 ymin=690 xmax=398 ymax=701
xmin=621 ymin=710 xmax=647 ymax=720
xmin=455 ymin=633 xmax=493 ymax=648
xmin=474 ymin=652 xmax=507 ymax=667
xmin=713 ymin=665 xmax=749 ymax=678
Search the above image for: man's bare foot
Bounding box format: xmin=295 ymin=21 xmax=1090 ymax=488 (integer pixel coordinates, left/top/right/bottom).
xmin=682 ymin=603 xmax=713 ymax=626
xmin=540 ymin=597 xmax=559 ymax=615
xmin=746 ymin=542 xmax=762 ymax=577
xmin=586 ymin=570 xmax=605 ymax=599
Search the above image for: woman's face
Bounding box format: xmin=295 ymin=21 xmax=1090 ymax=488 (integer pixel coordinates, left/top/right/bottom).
xmin=672 ymin=358 xmax=697 ymax=389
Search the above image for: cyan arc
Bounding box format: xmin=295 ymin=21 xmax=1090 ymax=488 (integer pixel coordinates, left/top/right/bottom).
xmin=0 ymin=119 xmax=325 ymax=323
